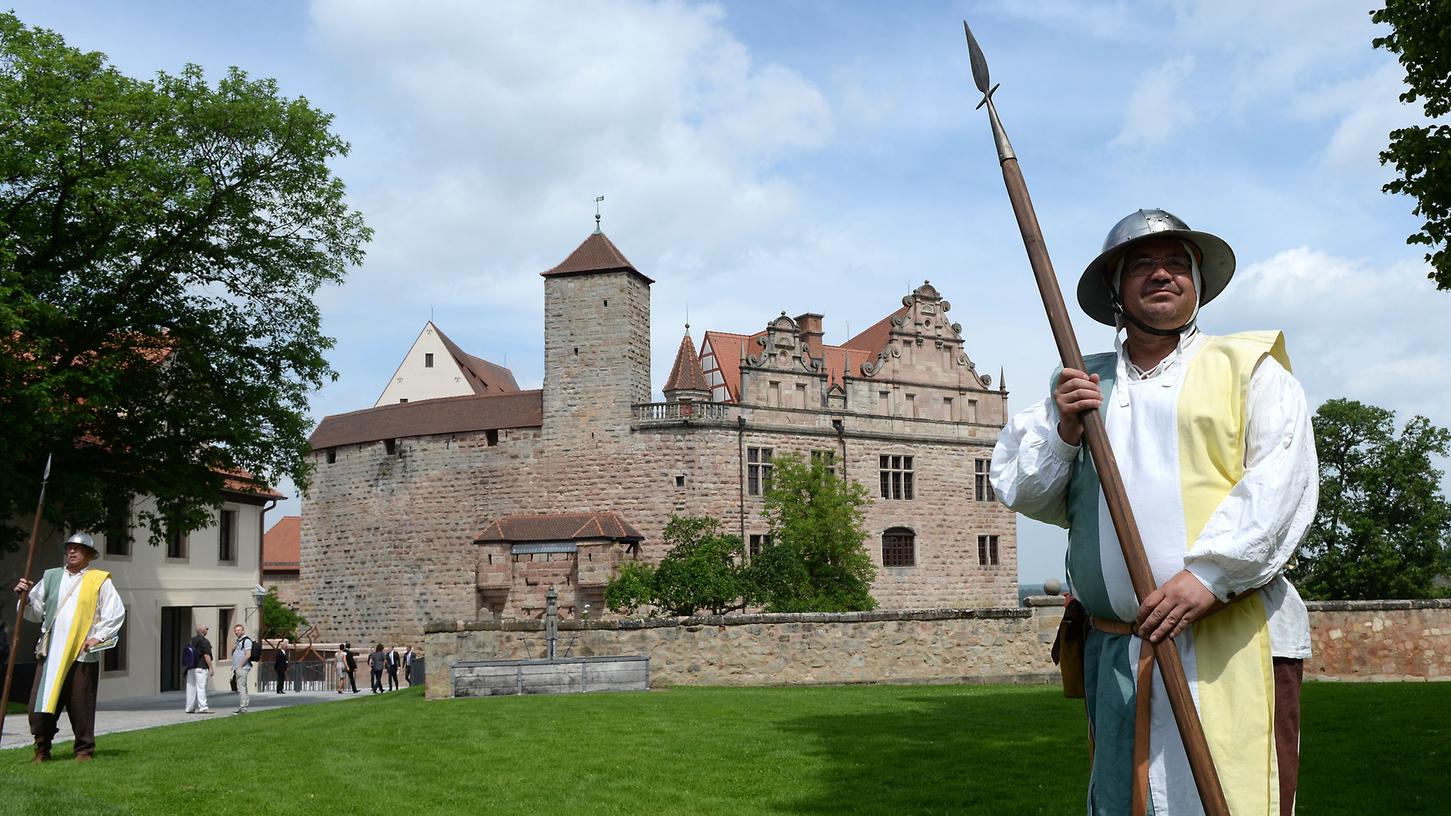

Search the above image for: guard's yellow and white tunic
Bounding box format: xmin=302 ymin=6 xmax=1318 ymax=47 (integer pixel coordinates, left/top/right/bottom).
xmin=21 ymin=565 xmax=125 ymax=714
xmin=991 ymin=330 xmax=1317 ymax=815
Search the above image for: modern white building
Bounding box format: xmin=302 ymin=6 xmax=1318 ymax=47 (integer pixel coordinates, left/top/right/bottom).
xmin=2 ymin=475 xmax=281 ymax=702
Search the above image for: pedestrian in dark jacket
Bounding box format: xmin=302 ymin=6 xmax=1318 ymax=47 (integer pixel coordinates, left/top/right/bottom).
xmin=273 ymin=646 xmax=289 ymax=694
xmin=386 ymin=648 xmax=401 ymax=691
xmin=368 ymin=643 xmax=387 ymax=693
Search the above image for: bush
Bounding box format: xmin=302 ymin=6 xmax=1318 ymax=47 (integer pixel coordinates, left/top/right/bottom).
xmin=652 ymin=516 xmax=750 ymax=616
xmin=604 ymin=560 xmax=657 ymax=617
xmin=260 ymin=586 xmax=307 ymax=642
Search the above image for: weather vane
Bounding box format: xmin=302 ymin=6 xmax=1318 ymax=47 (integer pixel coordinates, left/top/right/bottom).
xmin=594 ymin=195 xmax=605 ymax=233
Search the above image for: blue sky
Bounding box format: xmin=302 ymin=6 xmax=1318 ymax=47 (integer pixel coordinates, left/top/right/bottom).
xmin=10 ymin=1 xmax=1447 ymax=584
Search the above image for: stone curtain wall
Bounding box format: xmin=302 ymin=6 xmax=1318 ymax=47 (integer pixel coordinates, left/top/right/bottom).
xmin=423 ymin=599 xmax=1451 ymax=699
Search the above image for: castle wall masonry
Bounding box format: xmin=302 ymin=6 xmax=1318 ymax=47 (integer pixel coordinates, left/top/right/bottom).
xmin=301 ymin=234 xmax=1019 ymax=649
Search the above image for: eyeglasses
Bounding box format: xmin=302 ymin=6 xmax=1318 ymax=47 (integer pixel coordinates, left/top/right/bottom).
xmin=1124 ymin=256 xmax=1192 ymax=277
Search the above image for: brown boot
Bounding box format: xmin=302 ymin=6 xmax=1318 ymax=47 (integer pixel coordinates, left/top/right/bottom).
xmin=74 ymin=753 xmax=93 ymax=762
xmin=31 ymin=751 xmax=50 ymax=764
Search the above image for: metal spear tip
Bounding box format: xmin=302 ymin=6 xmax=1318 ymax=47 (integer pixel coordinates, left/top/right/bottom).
xmin=962 ymin=20 xmax=991 ymax=95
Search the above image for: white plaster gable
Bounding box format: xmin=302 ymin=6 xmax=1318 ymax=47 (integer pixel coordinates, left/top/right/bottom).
xmin=375 ymin=322 xmax=477 ymax=406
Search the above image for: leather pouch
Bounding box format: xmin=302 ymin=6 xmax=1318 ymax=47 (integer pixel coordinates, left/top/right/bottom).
xmin=1051 ymin=597 xmax=1088 ymax=699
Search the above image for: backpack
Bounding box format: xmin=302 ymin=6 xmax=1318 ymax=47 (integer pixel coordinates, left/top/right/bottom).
xmin=248 ymin=637 xmax=262 ymax=663
xmin=181 ymin=643 xmax=197 ymax=670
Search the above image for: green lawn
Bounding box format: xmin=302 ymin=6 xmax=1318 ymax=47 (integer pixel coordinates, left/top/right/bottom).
xmin=1 ymin=682 xmax=1446 ymax=815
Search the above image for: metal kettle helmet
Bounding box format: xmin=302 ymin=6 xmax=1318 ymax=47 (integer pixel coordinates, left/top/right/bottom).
xmin=64 ymin=531 xmax=99 ymax=555
xmin=1076 ymin=209 xmax=1236 ymax=329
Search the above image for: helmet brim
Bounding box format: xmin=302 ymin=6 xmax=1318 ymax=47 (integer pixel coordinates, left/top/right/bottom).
xmin=1077 ymin=229 xmax=1235 ymax=326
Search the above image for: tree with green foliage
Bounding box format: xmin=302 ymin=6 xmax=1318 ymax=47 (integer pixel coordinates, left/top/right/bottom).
xmin=752 ymin=453 xmax=877 ymax=612
xmin=0 ymin=13 xmax=370 ymax=549
xmin=1291 ymin=398 xmax=1451 ymax=600
xmin=652 ymin=515 xmax=750 ymax=616
xmin=260 ymin=586 xmax=308 ymax=642
xmin=1371 ymin=0 xmax=1451 ymax=290
xmin=603 ymin=560 xmax=657 ymax=617
xmin=603 ymin=515 xmax=751 ymax=617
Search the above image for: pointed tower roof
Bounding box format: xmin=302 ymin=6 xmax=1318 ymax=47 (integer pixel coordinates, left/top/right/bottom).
xmin=541 ymin=231 xmax=654 ymax=284
xmin=663 ymin=329 xmax=709 ymax=394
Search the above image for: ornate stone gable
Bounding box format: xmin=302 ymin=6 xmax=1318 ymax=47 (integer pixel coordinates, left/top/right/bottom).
xmin=745 ymin=312 xmax=825 ymax=375
xmin=860 ymin=281 xmax=993 ymax=389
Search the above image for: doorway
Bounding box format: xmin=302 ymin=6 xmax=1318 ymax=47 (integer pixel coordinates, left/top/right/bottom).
xmin=159 ymin=606 xmax=192 ymax=692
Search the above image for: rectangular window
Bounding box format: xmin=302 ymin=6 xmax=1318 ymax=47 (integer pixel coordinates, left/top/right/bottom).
xmin=219 ymin=509 xmax=237 ymax=563
xmin=978 ymin=535 xmax=1000 ymax=566
xmin=975 ymin=459 xmax=995 ymax=502
xmin=326 ymin=448 xmax=336 ymax=464
xmin=906 ymin=393 xmax=916 ymax=418
xmin=878 ymin=391 xmax=890 ymax=414
xmin=747 ymin=447 xmax=774 ymax=496
xmin=749 ymin=534 xmax=772 ymax=558
xmin=384 ymin=438 xmax=397 ymax=456
xmin=167 ymin=526 xmax=188 ymax=560
xmin=811 ymin=449 xmax=836 ymax=477
xmin=944 ymin=397 xmax=954 ymax=422
xmin=795 ymin=382 xmax=808 ymax=408
xmin=399 ymin=398 xmax=408 ymax=404
xmin=967 ymin=399 xmax=979 ymax=423
xmin=486 ymin=429 xmax=499 ymax=447
xmin=103 ymin=493 xmax=131 ymax=557
xmin=769 ymin=381 xmax=782 ymax=407
xmin=218 ymin=608 xmax=233 ymax=654
xmin=878 ymin=454 xmax=914 ymax=500
xmin=424 ymin=352 xmax=434 ymax=368
xmin=675 ymin=475 xmax=686 ymax=488
xmin=882 ymin=530 xmax=915 ymax=568
xmin=103 ymin=620 xmax=127 ymax=673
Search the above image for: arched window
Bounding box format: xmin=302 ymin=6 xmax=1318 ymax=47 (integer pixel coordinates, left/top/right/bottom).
xmin=882 ymin=527 xmax=915 ymax=568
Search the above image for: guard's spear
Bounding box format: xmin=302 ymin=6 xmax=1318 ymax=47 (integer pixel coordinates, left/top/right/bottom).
xmin=961 ymin=21 xmax=1231 ymax=815
xmin=1 ymin=454 xmax=53 ymax=738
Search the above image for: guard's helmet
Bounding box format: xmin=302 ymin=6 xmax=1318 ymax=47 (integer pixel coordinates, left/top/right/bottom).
xmin=1077 ymin=209 xmax=1235 ymax=327
xmin=64 ymin=532 xmax=99 ymax=555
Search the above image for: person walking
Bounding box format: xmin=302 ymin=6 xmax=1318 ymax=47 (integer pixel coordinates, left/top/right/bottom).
xmin=334 ymin=645 xmax=348 ymax=694
xmin=183 ymin=623 xmax=214 ymax=714
xmin=12 ymin=532 xmax=126 ymax=762
xmin=273 ymin=644 xmax=289 ymax=694
xmin=403 ymin=646 xmax=415 ymax=687
xmin=368 ymin=643 xmax=386 ymax=693
xmin=343 ymin=642 xmax=359 ymax=693
xmin=230 ymin=623 xmax=254 ymax=714
xmin=386 ymin=648 xmax=401 ymax=691
xmin=992 ymin=210 xmax=1316 ymax=815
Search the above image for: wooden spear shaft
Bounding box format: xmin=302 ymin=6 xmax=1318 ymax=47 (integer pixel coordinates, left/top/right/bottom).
xmin=962 ymin=22 xmax=1231 ymax=816
xmin=0 ymin=454 xmax=53 ymax=738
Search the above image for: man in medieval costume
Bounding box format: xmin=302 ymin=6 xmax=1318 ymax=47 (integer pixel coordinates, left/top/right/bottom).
xmin=12 ymin=532 xmax=126 ymax=762
xmin=991 ymin=210 xmax=1317 ymax=815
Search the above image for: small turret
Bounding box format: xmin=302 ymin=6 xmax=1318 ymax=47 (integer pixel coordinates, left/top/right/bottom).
xmin=663 ymin=326 xmax=710 ymax=404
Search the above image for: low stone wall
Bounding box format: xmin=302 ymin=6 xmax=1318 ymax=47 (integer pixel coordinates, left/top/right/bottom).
xmin=1305 ymin=599 xmax=1451 ymax=681
xmin=424 ymin=602 xmax=1063 ymax=699
xmin=422 ymin=598 xmax=1451 ymax=699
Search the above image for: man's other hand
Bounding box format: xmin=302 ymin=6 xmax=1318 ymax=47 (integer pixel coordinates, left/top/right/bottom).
xmin=1136 ymin=570 xmax=1223 ymax=643
xmin=1054 ymin=368 xmax=1102 ymax=445
xmin=13 ymin=578 xmax=33 ymax=595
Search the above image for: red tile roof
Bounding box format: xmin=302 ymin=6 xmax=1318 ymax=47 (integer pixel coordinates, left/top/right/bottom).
xmin=263 ymin=515 xmax=300 ymax=572
xmin=700 ymin=331 xmax=757 ymax=402
xmin=663 ymin=331 xmax=709 ymax=393
xmin=220 ymin=469 xmax=286 ymax=501
xmin=473 ymin=512 xmax=644 ymax=544
xmin=842 ymin=306 xmax=909 ymax=352
xmin=432 ymin=324 xmax=520 ymax=394
xmin=309 ymin=390 xmax=543 ymax=449
xmin=541 ymin=232 xmax=654 ymax=284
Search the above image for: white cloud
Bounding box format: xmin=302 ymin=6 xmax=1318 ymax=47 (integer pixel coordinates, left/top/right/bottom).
xmin=1111 ymin=56 xmax=1197 ymax=148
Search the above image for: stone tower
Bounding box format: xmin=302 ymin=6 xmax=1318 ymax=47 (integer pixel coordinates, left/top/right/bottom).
xmin=541 ymin=231 xmax=653 ymax=452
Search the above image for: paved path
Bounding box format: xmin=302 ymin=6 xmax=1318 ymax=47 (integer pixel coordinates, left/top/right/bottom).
xmin=2 ymin=685 xmax=386 ymax=751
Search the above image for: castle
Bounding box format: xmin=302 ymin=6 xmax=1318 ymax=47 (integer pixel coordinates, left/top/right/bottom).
xmin=299 ymin=230 xmax=1016 ymax=647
